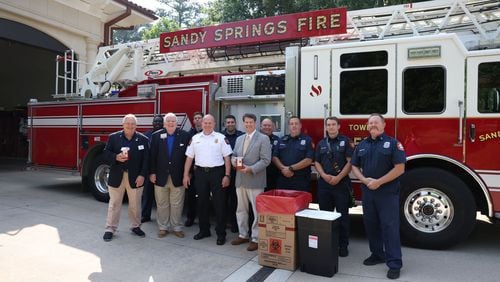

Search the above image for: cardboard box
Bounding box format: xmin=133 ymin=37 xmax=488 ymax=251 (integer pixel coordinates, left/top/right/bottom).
xmin=258 ymin=213 xmax=297 ymax=271
xmin=256 ymin=190 xmax=312 ymax=271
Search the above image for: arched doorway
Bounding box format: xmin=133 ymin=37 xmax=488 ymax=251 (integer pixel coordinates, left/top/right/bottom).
xmin=0 ymin=18 xmax=69 ymax=158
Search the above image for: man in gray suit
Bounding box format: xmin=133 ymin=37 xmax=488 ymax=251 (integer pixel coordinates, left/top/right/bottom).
xmin=230 ymin=113 xmax=272 ymax=251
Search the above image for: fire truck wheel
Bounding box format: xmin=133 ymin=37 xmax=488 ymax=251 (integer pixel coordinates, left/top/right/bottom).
xmin=400 ymin=167 xmax=476 ymax=249
xmin=88 ymin=154 xmax=110 ymax=202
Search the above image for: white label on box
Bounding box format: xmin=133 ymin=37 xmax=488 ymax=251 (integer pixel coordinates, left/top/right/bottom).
xmin=308 ymin=235 xmax=318 ymax=249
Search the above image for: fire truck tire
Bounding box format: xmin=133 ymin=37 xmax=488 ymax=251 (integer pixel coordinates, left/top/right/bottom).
xmin=400 ymin=167 xmax=476 ymax=249
xmin=87 ymin=154 xmax=110 ymax=203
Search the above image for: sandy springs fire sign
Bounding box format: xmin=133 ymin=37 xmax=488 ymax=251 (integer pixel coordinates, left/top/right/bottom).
xmin=160 ymin=8 xmax=346 ymax=53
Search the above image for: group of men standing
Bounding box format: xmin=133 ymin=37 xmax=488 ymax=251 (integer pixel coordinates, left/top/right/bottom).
xmin=101 ymin=112 xmax=406 ymax=280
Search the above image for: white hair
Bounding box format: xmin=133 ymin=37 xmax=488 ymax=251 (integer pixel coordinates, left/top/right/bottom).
xmin=163 ymin=112 xmax=177 ymax=122
xmin=122 ymin=114 xmax=137 ymax=124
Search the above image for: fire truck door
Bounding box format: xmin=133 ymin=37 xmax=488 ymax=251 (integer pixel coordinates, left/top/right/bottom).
xmin=330 ymin=44 xmax=397 ymax=138
xmin=465 ymin=55 xmax=500 ymax=174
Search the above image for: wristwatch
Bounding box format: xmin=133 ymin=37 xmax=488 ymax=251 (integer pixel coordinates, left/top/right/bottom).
xmin=288 ymin=166 xmax=294 ymax=172
xmin=224 ymin=174 xmax=230 ymax=178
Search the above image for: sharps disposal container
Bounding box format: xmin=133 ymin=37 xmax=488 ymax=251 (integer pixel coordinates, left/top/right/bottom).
xmin=295 ymin=209 xmax=341 ymax=277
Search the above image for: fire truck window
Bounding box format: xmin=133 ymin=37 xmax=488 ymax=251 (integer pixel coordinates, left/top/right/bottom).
xmin=478 ymin=62 xmax=500 ymax=113
xmin=340 ymin=51 xmax=388 ymax=68
xmin=403 ymin=67 xmax=445 ymax=114
xmin=340 ymin=69 xmax=388 ymax=114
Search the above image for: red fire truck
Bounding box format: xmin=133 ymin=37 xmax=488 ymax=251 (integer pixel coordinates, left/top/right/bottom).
xmin=28 ymin=0 xmax=499 ymax=249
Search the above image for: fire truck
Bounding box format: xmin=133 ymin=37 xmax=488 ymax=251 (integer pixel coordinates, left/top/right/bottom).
xmin=28 ymin=0 xmax=499 ymax=249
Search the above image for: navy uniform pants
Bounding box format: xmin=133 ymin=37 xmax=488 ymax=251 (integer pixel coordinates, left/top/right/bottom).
xmin=362 ymin=189 xmax=402 ymax=270
xmin=317 ymin=182 xmax=350 ymax=249
xmin=276 ymin=174 xmax=310 ymax=192
xmin=141 ymin=179 xmax=155 ymax=220
xmin=195 ymin=166 xmax=227 ymax=238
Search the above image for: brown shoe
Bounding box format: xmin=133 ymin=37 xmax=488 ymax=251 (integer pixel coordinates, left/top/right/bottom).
xmin=158 ymin=230 xmax=168 ymax=238
xmin=173 ymin=231 xmax=185 ymax=238
xmin=231 ymin=237 xmax=250 ymax=245
xmin=247 ymin=242 xmax=258 ymax=251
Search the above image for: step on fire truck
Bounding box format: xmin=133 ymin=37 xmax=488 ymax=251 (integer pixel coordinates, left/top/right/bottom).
xmin=28 ymin=0 xmax=500 ymax=249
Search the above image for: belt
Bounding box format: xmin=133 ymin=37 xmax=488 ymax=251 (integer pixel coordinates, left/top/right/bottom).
xmin=195 ymin=165 xmax=224 ymax=172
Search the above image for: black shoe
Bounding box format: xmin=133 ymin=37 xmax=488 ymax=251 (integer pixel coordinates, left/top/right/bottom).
xmin=387 ymin=269 xmax=400 ymax=279
xmin=103 ymin=232 xmax=113 ymax=242
xmin=141 ymin=217 xmax=151 ymax=223
xmin=193 ymin=232 xmax=211 ymax=240
xmin=216 ymin=237 xmax=226 ymax=245
xmin=363 ymin=254 xmax=385 ymax=265
xmin=131 ymin=227 xmax=146 ymax=237
xmin=185 ymin=218 xmax=194 ymax=227
xmin=339 ymin=247 xmax=349 ymax=257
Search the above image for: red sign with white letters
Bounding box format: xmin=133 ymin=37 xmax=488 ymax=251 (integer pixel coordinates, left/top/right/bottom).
xmin=160 ymin=7 xmax=347 ymax=53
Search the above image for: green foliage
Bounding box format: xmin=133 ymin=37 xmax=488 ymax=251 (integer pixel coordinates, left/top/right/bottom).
xmin=142 ymin=17 xmax=180 ymax=40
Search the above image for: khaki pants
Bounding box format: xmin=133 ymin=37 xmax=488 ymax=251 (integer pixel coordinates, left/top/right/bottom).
xmin=236 ymin=186 xmax=263 ymax=243
xmin=155 ymin=176 xmax=186 ymax=232
xmin=105 ymin=172 xmax=143 ymax=233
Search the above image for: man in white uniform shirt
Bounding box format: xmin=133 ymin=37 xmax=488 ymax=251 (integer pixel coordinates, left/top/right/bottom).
xmin=230 ymin=113 xmax=271 ymax=251
xmin=183 ymin=114 xmax=232 ymax=245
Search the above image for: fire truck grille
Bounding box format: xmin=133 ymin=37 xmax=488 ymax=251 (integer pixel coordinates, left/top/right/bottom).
xmin=227 ymin=77 xmax=244 ymax=94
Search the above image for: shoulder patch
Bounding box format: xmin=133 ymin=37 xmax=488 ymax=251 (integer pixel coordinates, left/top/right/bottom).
xmin=397 ymin=142 xmax=404 ymax=151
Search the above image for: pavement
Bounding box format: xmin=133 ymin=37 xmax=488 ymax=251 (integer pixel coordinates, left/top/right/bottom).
xmin=1 ymin=158 xmax=500 ymax=282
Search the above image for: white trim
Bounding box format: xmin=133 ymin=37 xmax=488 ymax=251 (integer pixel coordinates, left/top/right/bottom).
xmin=489 ymin=188 xmax=500 ymax=192
xmin=479 ymin=174 xmax=500 ymax=189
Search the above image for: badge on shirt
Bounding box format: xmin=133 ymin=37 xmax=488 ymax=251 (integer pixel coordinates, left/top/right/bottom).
xmin=340 ymin=140 xmax=345 ymax=147
xmin=300 ymin=139 xmax=306 ymax=145
xmin=383 ymin=141 xmax=390 ymax=148
xmin=397 ymin=142 xmax=404 ymax=151
xmin=160 ymin=133 xmax=167 ymax=139
xmin=138 ymin=145 xmax=144 ymax=150
xmin=180 ymin=143 xmax=185 ymax=147
xmin=273 ymin=140 xmax=278 ymax=146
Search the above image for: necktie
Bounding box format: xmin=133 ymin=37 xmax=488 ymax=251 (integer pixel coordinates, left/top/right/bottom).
xmin=243 ymin=134 xmax=250 ymax=155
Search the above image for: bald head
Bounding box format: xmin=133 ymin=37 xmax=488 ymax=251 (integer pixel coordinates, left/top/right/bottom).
xmin=202 ymin=114 xmax=216 ymax=134
xmin=260 ymin=118 xmax=274 ymax=136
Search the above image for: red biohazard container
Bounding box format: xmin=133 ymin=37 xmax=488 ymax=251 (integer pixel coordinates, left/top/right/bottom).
xmin=256 ymin=189 xmax=312 ymax=271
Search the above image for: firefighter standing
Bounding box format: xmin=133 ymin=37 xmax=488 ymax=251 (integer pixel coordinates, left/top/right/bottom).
xmin=314 ymin=117 xmax=353 ymax=257
xmin=183 ymin=114 xmax=232 ymax=245
xmin=351 ymin=113 xmax=406 ymax=280
xmin=184 ymin=111 xmax=203 ymax=227
xmin=260 ymin=118 xmax=280 ymax=191
xmin=272 ymin=116 xmax=314 ymax=191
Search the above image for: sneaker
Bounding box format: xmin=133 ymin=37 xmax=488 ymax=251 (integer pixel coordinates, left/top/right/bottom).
xmin=363 ymin=254 xmax=385 ymax=265
xmin=387 ymin=269 xmax=400 ymax=279
xmin=131 ymin=227 xmax=146 ymax=237
xmin=247 ymin=242 xmax=258 ymax=251
xmin=339 ymin=247 xmax=349 ymax=257
xmin=103 ymin=232 xmax=113 ymax=242
xmin=231 ymin=237 xmax=250 ymax=245
xmin=158 ymin=230 xmax=168 ymax=238
xmin=173 ymin=231 xmax=185 ymax=238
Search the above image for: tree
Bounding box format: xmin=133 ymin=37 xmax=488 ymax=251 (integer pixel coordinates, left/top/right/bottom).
xmin=142 ymin=17 xmax=180 ymax=40
xmin=157 ymin=0 xmax=203 ymax=27
xmin=113 ymin=25 xmax=147 ymax=44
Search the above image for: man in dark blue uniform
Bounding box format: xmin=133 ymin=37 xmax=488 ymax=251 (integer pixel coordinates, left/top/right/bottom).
xmin=260 ymin=118 xmax=280 ymax=191
xmin=351 ymin=113 xmax=406 ymax=280
xmin=221 ymin=114 xmax=243 ymax=233
xmin=272 ymin=116 xmax=314 ymax=191
xmin=141 ymin=115 xmax=164 ymax=223
xmin=314 ymin=116 xmax=354 ymax=257
xmin=185 ymin=111 xmax=203 ymax=227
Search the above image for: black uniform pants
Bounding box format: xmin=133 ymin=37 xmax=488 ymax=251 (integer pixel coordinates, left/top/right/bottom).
xmin=317 ymin=180 xmax=351 ymax=249
xmin=186 ymin=173 xmax=197 ymax=221
xmin=195 ymin=166 xmax=227 ymax=238
xmin=141 ymin=179 xmax=155 ymax=220
xmin=226 ymin=168 xmax=238 ymax=228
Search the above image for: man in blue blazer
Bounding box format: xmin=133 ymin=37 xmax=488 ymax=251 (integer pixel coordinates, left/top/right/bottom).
xmin=103 ymin=114 xmax=150 ymax=242
xmin=149 ymin=113 xmax=191 ymax=238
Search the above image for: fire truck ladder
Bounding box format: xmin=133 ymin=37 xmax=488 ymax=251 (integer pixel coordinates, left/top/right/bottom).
xmin=313 ymin=0 xmax=500 ymax=49
xmin=53 ymin=49 xmax=82 ymax=99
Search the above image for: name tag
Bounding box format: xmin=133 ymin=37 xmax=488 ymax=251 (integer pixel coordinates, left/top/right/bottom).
xmin=160 ymin=133 xmax=167 ymax=139
xmin=138 ymin=145 xmax=144 ymax=150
